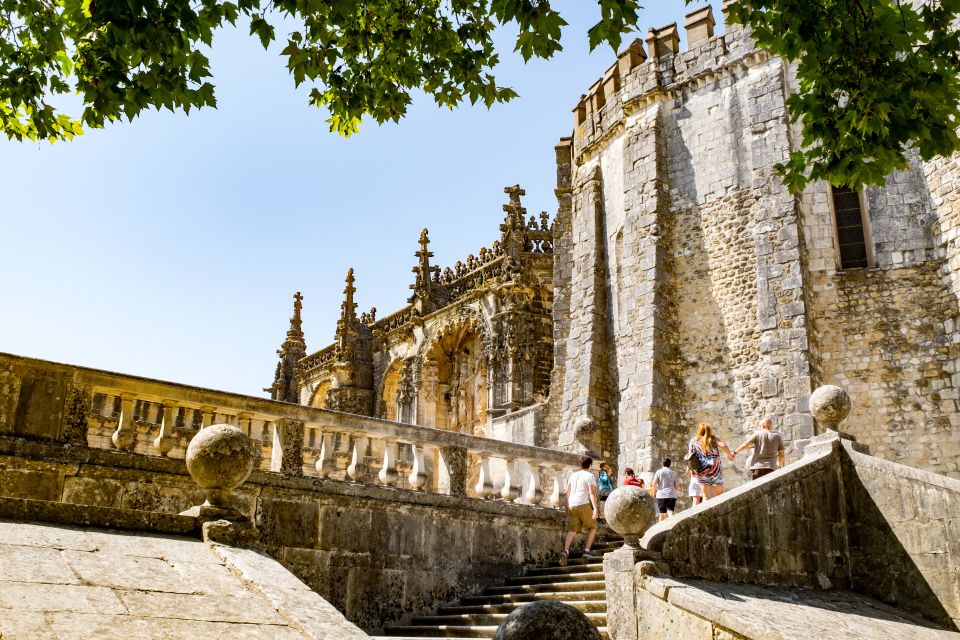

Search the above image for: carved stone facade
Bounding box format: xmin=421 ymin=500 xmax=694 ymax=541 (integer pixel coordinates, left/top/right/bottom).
xmin=284 ymin=187 xmax=554 ymax=441
xmin=272 ymin=6 xmax=960 ymax=483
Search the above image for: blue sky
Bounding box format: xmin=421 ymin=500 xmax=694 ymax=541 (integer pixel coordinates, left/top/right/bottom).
xmin=0 ymin=2 xmax=723 ymax=397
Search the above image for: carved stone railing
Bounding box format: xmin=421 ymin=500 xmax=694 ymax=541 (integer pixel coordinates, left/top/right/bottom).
xmin=0 ymin=352 xmax=578 ymax=508
xmin=298 ymin=344 xmax=337 ymax=375
xmin=370 ymin=305 xmax=417 ymax=336
xmin=444 ymin=255 xmax=508 ymax=302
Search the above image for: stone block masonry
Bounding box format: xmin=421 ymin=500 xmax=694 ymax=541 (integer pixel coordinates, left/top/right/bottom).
xmin=551 ymin=4 xmax=960 ymax=482
xmin=635 ymin=432 xmax=960 ymax=632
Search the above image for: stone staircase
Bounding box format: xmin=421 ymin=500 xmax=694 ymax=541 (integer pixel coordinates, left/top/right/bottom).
xmin=372 ymin=538 xmax=621 ymax=639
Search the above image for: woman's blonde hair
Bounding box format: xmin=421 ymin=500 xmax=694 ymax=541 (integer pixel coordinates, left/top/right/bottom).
xmin=696 ymin=422 xmax=715 ymax=451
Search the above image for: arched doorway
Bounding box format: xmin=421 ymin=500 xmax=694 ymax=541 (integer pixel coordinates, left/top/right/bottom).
xmin=419 ymin=319 xmax=488 ymax=435
xmin=309 ymin=380 xmax=332 ymax=409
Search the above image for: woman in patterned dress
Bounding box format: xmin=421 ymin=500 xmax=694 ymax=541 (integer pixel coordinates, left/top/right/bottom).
xmin=689 ymin=422 xmax=735 ymax=500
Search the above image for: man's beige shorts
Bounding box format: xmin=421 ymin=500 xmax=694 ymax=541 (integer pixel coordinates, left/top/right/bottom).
xmin=567 ymin=503 xmax=596 ymax=532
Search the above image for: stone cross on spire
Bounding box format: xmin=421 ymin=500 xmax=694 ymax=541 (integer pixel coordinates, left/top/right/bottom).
xmin=408 ymin=228 xmax=446 ymax=312
xmin=289 ymin=291 xmax=304 ymax=336
xmin=410 ymin=228 xmax=438 ymax=296
xmin=504 ymin=184 xmax=526 ymax=208
xmin=500 ymin=184 xmax=529 ymax=260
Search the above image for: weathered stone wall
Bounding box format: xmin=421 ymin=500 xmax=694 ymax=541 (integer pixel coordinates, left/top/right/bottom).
xmin=864 ymin=156 xmax=938 ymax=268
xmin=551 ymin=6 xmax=960 ymax=483
xmin=807 ymin=263 xmax=959 ymax=475
xmin=844 ymin=446 xmax=960 ymax=629
xmin=632 ymin=576 xmax=956 ymax=640
xmin=643 ymin=438 xmax=849 ymax=590
xmin=552 ymin=16 xmax=818 ymax=481
xmin=0 ymin=436 xmax=564 ymax=633
xmin=0 ymin=351 xmax=577 ymax=632
xmin=635 ymin=433 xmax=960 ymax=631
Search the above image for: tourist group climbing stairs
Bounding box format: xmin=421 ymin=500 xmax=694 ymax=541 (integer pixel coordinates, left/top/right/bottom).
xmin=372 ymin=538 xmax=621 ymax=639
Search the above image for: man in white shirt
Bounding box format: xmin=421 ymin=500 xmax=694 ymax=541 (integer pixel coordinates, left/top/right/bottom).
xmin=563 ymin=455 xmax=600 ymax=563
xmin=652 ymin=457 xmax=681 ymax=521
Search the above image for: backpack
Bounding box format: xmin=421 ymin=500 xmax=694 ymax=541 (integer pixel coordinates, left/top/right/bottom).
xmin=685 ymin=444 xmax=706 ymax=474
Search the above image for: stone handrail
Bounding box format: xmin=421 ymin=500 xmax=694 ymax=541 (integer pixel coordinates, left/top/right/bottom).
xmin=0 ymin=352 xmax=578 ymax=507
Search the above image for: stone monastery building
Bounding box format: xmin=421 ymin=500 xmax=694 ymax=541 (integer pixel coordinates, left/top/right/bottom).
xmin=3 ymin=4 xmax=960 ymax=639
xmin=269 ymin=4 xmax=960 ymax=486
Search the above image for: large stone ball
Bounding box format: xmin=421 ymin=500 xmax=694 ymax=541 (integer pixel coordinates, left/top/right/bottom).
xmin=604 ymin=486 xmax=656 ymax=547
xmin=809 ymin=385 xmax=851 ymax=430
xmin=493 ymin=601 xmax=601 ymax=640
xmin=185 ymin=424 xmax=255 ymax=507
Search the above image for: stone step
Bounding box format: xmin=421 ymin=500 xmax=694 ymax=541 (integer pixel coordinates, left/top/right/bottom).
xmin=381 ymin=625 xmax=500 ymax=637
xmin=375 ymin=634 xmax=609 ymax=640
xmin=483 ymin=580 xmax=606 ymax=595
xmin=460 ymin=589 xmax=607 ymax=606
xmin=378 ymin=627 xmax=609 ymax=639
xmin=437 ymin=600 xmax=607 ymax=615
xmin=591 ymin=540 xmax=622 ymax=549
xmin=525 ymin=562 xmax=603 ymax=576
xmin=409 ymin=612 xmax=607 ymax=627
xmin=504 ymin=570 xmax=605 ymax=585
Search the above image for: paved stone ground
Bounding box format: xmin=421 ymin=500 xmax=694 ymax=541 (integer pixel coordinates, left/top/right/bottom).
xmin=0 ymin=519 xmax=367 ymax=639
xmin=644 ymin=576 xmax=960 ymax=640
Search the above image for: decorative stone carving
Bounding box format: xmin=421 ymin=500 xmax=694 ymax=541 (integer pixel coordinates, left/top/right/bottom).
xmin=810 ymin=385 xmax=852 ymax=433
xmin=290 ymin=184 xmax=554 ymax=431
xmin=184 ymin=424 xmax=255 ymax=513
xmin=267 ymin=292 xmax=307 ymax=403
xmin=604 ymin=486 xmax=656 ymax=548
xmin=271 ymin=418 xmax=305 ymax=477
xmin=438 ymin=445 xmax=468 ymax=497
xmin=62 ymin=384 xmax=90 ymax=445
xmin=574 ymin=417 xmax=596 ymax=443
xmin=492 ymin=600 xmax=602 ymax=640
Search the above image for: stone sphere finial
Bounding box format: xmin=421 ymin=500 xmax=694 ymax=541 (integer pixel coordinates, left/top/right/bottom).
xmin=603 ymin=486 xmax=656 ymax=548
xmin=185 ymin=424 xmax=255 ymax=509
xmin=809 ymin=385 xmax=851 ymax=432
xmin=493 ymin=601 xmax=602 ymax=640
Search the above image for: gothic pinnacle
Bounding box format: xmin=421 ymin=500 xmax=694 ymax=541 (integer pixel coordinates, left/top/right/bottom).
xmin=285 ymin=291 xmax=304 ymax=341
xmin=341 ymin=268 xmax=358 ymax=322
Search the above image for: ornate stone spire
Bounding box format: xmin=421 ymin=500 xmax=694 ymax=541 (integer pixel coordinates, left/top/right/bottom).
xmin=500 ymin=184 xmax=529 ymax=264
xmin=329 ymin=269 xmax=375 ymax=416
xmin=289 ymin=291 xmax=304 ymax=338
xmin=411 ymin=229 xmax=435 ymax=293
xmin=335 ymin=269 xmax=361 ymax=356
xmin=267 ymin=292 xmax=308 ymax=403
xmin=340 ymin=268 xmax=358 ymax=326
xmin=408 ymin=228 xmax=446 ymax=312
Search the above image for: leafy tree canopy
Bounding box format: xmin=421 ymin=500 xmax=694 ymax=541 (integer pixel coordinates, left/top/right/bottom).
xmin=1 ymin=0 xmax=958 ymax=191
xmin=728 ymin=0 xmax=960 ymax=192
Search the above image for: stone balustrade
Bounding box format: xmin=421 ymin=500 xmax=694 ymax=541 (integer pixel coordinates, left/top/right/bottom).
xmin=0 ymin=352 xmax=578 ymax=507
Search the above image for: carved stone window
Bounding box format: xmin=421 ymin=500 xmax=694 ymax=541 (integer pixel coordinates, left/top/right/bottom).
xmin=830 ymin=185 xmax=874 ymax=269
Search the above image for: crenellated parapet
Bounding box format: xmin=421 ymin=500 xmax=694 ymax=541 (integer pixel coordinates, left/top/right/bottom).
xmin=570 ymin=3 xmax=767 ymax=164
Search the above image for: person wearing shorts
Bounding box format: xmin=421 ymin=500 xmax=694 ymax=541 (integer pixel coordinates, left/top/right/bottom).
xmin=734 ymin=415 xmax=785 ymax=480
xmin=687 ymin=468 xmax=703 ymax=506
xmin=563 ymin=455 xmax=599 ymax=563
xmin=652 ymin=458 xmax=681 ymax=521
